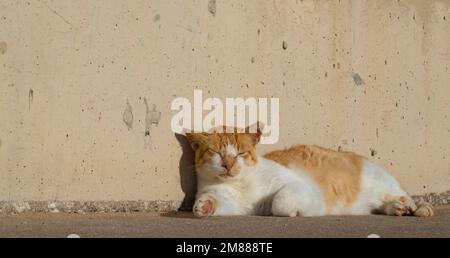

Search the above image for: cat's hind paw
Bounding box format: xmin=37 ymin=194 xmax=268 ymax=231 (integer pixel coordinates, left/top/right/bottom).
xmin=193 ymin=197 xmax=217 ymax=218
xmin=384 ymin=199 xmax=417 ymax=216
xmin=414 ymin=202 xmax=434 ymax=217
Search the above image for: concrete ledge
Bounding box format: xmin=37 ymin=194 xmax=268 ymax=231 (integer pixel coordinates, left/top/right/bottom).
xmin=0 ymin=200 xmax=182 ymax=214
xmin=413 ymin=191 xmax=450 ymax=206
xmin=1 ymin=191 xmax=449 ymax=214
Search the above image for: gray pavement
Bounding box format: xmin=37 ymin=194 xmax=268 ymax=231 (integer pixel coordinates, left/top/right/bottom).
xmin=1 ymin=206 xmax=450 ymax=238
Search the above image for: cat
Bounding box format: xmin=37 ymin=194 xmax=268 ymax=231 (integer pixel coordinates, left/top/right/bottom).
xmin=185 ymin=123 xmax=434 ymax=218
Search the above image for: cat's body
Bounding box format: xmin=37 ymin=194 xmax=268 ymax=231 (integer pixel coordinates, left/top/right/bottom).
xmin=186 ymin=126 xmax=433 ymax=217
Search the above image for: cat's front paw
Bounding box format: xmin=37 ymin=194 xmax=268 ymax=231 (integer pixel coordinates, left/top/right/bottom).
xmin=193 ymin=197 xmax=217 ymax=218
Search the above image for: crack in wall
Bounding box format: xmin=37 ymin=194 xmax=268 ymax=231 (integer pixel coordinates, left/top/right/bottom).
xmin=42 ymin=0 xmax=75 ymax=29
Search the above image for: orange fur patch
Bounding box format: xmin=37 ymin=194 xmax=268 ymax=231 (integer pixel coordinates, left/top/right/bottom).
xmin=264 ymin=145 xmax=364 ymax=211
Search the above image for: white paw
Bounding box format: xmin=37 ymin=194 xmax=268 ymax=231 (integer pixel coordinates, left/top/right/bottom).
xmin=193 ymin=197 xmax=217 ymax=218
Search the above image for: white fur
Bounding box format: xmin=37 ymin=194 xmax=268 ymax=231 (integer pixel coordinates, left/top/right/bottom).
xmin=195 ymin=147 xmax=410 ymax=217
xmin=225 ymin=144 xmax=237 ymax=156
xmin=346 ymin=160 xmax=407 ymax=215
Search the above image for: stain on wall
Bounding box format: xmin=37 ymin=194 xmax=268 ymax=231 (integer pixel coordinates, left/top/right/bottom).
xmin=208 ymin=0 xmax=217 ymax=16
xmin=282 ymin=41 xmax=288 ymax=50
xmin=152 ymin=14 xmax=160 ymax=22
xmin=28 ymin=89 xmax=34 ymax=111
xmin=0 ymin=42 xmax=6 ymax=55
xmin=143 ymin=98 xmax=161 ymax=149
xmin=123 ymin=100 xmax=134 ymax=130
xmin=351 ymin=72 xmax=365 ymax=86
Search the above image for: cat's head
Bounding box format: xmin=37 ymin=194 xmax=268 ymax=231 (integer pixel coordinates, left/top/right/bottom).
xmin=185 ymin=124 xmax=262 ymax=181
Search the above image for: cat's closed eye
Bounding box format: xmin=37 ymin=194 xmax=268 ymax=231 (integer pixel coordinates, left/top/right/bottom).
xmin=207 ymin=148 xmax=222 ymax=156
xmin=238 ymin=151 xmax=249 ymax=156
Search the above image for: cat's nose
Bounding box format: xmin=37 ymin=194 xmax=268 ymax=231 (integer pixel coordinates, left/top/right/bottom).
xmin=222 ymin=155 xmax=235 ymax=172
xmin=221 ymin=162 xmax=232 ymax=171
xmin=221 ymin=163 xmax=229 ymax=171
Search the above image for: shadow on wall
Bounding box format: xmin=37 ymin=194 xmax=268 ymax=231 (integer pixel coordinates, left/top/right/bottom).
xmin=174 ymin=133 xmax=197 ymax=211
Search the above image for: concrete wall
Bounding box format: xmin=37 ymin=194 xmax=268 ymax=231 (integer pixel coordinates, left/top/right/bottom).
xmin=1 ymin=0 xmax=449 ymax=212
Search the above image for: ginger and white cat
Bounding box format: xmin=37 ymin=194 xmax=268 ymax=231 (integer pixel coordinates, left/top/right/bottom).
xmin=186 ymin=124 xmax=433 ymax=217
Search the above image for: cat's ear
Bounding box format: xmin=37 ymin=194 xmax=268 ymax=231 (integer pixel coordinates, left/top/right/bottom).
xmin=245 ymin=122 xmax=264 ymax=145
xmin=185 ymin=132 xmax=208 ymax=151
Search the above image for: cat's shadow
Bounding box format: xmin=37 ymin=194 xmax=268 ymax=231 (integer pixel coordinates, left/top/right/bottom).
xmin=161 ymin=133 xmax=197 ymax=218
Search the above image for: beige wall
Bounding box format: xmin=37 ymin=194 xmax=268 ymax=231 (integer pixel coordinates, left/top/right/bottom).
xmin=1 ymin=0 xmax=449 ymax=208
